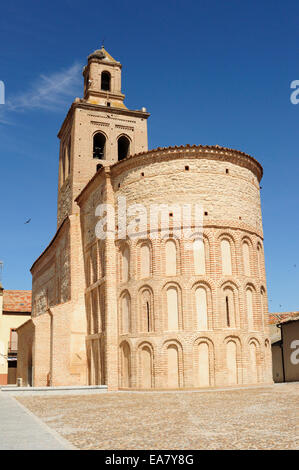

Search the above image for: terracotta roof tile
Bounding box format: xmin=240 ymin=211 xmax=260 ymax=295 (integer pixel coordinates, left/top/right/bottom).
xmin=3 ymin=290 xmax=32 ymax=313
xmin=269 ymin=312 xmax=299 ymax=325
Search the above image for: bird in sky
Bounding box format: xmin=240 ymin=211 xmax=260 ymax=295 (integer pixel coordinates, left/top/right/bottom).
xmin=24 ymin=218 xmax=31 ymax=224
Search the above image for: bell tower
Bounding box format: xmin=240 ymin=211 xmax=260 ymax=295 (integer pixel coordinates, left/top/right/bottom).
xmin=83 ymin=47 xmax=125 ymax=109
xmin=57 ymin=46 xmax=150 ymax=227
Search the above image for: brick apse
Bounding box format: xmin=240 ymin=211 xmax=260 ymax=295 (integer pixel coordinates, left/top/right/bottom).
xmin=17 ymin=46 xmax=273 ymax=390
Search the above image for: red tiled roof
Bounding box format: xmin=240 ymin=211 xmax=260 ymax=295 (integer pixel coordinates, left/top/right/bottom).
xmin=269 ymin=312 xmax=299 ymax=325
xmin=3 ymin=290 xmax=32 ymax=313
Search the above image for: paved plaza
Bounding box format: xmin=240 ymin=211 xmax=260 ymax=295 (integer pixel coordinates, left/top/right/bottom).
xmin=13 ymin=383 xmax=299 ymax=450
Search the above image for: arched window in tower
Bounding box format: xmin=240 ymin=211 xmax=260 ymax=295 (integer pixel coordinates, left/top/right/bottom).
xmin=93 ymin=132 xmax=106 ymax=159
xmin=249 ymin=341 xmax=258 ymax=383
xmin=121 ymin=245 xmax=130 ymax=282
xmin=246 ymin=288 xmax=254 ymax=330
xmin=223 ymin=286 xmax=236 ymax=328
xmin=226 ymin=341 xmax=238 ymax=385
xmin=146 ymin=301 xmax=150 ymax=331
xmin=221 ymin=239 xmax=232 ymax=275
xmin=167 ymin=344 xmax=179 ymax=388
xmin=242 ymin=241 xmax=251 ymax=277
xmin=257 ymin=243 xmax=264 ymax=279
xmin=118 ymin=135 xmax=130 ymax=161
xmin=261 ymin=287 xmax=266 ymax=331
xmin=167 ymin=286 xmax=179 ymax=330
xmin=165 ymin=239 xmax=177 ymax=276
xmin=101 ymin=71 xmax=111 ymax=91
xmin=193 ymin=238 xmax=206 ymax=275
xmin=120 ymin=342 xmax=131 ymax=388
xmin=197 ymin=342 xmax=210 ymax=387
xmin=121 ymin=293 xmax=131 ymax=334
xmin=140 ymin=243 xmax=151 ymax=278
xmin=195 ymin=287 xmax=208 ymax=330
xmin=140 ymin=289 xmax=153 ymax=332
xmin=140 ymin=346 xmax=152 ymax=388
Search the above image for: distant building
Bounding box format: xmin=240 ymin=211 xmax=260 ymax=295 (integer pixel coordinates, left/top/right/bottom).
xmin=269 ymin=312 xmax=299 ymax=382
xmin=0 ymin=286 xmax=31 ymax=385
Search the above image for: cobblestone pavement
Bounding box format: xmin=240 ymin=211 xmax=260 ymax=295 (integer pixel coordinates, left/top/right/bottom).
xmin=16 ymin=383 xmax=299 ymax=450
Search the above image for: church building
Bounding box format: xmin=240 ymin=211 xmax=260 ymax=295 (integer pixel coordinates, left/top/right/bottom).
xmin=17 ymin=47 xmax=273 ymax=390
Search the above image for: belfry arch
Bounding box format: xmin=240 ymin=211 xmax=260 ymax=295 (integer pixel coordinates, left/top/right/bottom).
xmin=101 ymin=71 xmax=111 ymax=91
xmin=93 ymin=132 xmax=106 ymax=159
xmin=118 ymin=135 xmax=130 ymax=161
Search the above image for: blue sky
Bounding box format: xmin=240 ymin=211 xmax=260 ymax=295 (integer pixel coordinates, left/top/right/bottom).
xmin=0 ymin=0 xmax=298 ymax=313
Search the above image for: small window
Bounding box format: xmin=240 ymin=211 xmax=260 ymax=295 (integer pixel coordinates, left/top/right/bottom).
xmin=226 ymin=169 xmax=229 ymax=174
xmin=146 ymin=301 xmax=150 ymax=332
xmin=101 ymin=71 xmax=111 ymax=91
xmin=185 ymin=166 xmax=189 ymax=171
xmin=204 ymin=211 xmax=208 ymax=216
xmin=225 ymin=296 xmax=230 ymax=327
xmin=107 ymin=102 xmax=111 ymax=107
xmin=221 ymin=239 xmax=233 ymax=275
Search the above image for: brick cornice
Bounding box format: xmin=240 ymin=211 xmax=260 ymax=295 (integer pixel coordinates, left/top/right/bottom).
xmin=75 ymin=144 xmax=263 ymax=207
xmin=111 ymin=145 xmax=263 ymax=182
xmin=58 ymin=101 xmax=150 ymax=138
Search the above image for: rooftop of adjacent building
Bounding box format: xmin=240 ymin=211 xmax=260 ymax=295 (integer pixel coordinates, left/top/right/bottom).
xmin=1 ymin=288 xmax=32 ymax=313
xmin=268 ymin=311 xmax=299 ymax=325
xmin=269 ymin=312 xmax=299 ymax=346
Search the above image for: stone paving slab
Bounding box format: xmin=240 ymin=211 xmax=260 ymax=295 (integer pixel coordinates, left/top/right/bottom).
xmin=0 ymin=391 xmax=76 ymax=450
